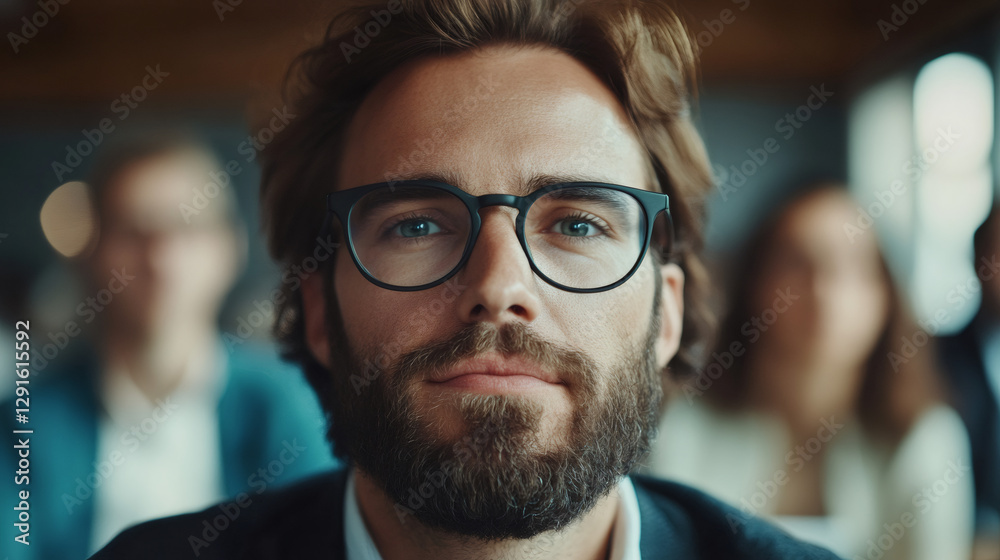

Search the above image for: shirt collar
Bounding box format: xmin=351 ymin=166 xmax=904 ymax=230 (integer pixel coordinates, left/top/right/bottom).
xmin=99 ymin=339 xmax=229 ymax=425
xmin=344 ymin=468 xmax=642 ymax=560
xmin=344 ymin=470 xmax=383 ymax=560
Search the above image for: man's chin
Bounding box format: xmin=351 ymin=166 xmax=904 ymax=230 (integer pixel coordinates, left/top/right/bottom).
xmin=329 ymin=320 xmax=662 ymax=541
xmin=414 ymin=387 xmax=575 ymax=446
xmin=352 ymin=391 xmax=619 ymax=540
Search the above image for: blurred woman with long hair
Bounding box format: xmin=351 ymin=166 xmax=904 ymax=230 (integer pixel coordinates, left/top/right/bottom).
xmin=648 ymin=184 xmax=974 ymax=560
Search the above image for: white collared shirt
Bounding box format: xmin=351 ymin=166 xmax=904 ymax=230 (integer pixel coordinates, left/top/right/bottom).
xmin=344 ymin=469 xmax=642 ymax=559
xmin=88 ymin=347 xmax=228 ymax=555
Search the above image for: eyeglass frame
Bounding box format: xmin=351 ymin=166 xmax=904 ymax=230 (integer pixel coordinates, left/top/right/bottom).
xmin=320 ymin=179 xmax=674 ymax=294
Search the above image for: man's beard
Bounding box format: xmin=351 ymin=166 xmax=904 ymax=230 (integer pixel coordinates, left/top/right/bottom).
xmin=323 ymin=286 xmax=664 ymax=540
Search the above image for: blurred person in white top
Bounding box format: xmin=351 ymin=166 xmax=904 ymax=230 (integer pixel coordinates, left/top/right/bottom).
xmin=647 ymin=184 xmax=974 ymax=560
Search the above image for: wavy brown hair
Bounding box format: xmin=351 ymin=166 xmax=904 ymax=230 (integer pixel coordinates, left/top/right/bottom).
xmin=259 ymin=0 xmax=715 ymax=452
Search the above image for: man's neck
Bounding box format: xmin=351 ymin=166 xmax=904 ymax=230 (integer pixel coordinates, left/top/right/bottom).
xmin=102 ymin=320 xmax=218 ymax=400
xmin=352 ymin=468 xmax=619 ymax=560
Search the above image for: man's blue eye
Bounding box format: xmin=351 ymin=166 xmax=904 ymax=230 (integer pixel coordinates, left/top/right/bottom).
xmin=394 ymin=219 xmax=441 ymax=238
xmin=556 ymin=219 xmax=598 ymax=237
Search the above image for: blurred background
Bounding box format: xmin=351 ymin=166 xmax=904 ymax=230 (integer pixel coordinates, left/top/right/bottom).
xmin=0 ymin=0 xmax=999 ymax=559
xmin=3 ymin=0 xmax=998 ymax=356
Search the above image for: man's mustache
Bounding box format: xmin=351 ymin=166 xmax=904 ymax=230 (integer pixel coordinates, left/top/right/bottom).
xmin=390 ymin=322 xmax=597 ymax=391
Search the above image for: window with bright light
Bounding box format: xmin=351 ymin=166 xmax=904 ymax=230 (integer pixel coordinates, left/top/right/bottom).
xmin=850 ymin=52 xmax=995 ymax=334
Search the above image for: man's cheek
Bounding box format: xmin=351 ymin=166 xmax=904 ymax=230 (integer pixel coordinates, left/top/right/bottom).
xmin=344 ymin=299 xmax=395 ymax=351
xmin=334 ymin=294 xmax=379 ymax=354
xmin=591 ymin=289 xmax=650 ymax=334
xmin=549 ymin=300 xmax=627 ymax=368
xmin=407 ymin=310 xmax=430 ymax=331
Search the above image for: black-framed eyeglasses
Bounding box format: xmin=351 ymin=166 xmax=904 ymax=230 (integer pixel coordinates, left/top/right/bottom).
xmin=321 ymin=180 xmax=673 ymax=293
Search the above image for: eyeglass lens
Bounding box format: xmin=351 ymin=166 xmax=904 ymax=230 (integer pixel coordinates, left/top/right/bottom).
xmin=347 ymin=185 xmax=646 ymax=290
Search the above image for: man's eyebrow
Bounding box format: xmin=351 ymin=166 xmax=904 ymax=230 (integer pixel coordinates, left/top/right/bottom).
xmin=385 ymin=171 xmax=617 ymax=195
xmin=519 ymin=173 xmax=615 ymax=196
xmin=390 ymin=170 xmax=467 ymax=187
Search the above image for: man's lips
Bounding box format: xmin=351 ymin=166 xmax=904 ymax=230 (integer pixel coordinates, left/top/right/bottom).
xmin=427 ymin=353 xmax=563 ymax=390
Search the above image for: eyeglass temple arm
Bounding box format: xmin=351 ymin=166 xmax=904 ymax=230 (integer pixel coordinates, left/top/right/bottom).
xmin=658 ymin=196 xmax=675 ymax=259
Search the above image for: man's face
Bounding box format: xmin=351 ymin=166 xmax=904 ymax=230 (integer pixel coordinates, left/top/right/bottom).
xmin=93 ymin=152 xmax=239 ymax=333
xmin=303 ymin=46 xmax=684 ymax=537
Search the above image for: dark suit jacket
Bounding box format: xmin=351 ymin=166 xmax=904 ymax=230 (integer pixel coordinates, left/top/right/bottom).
xmin=90 ymin=468 xmax=839 ymax=559
xmin=1 ymin=347 xmax=336 ymax=560
xmin=939 ymin=317 xmax=1000 ymax=528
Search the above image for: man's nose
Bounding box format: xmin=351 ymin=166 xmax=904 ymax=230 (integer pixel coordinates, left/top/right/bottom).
xmin=453 ymin=209 xmax=541 ymax=325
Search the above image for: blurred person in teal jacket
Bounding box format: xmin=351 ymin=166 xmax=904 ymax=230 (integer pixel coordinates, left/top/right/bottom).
xmin=1 ymin=131 xmax=335 ymax=559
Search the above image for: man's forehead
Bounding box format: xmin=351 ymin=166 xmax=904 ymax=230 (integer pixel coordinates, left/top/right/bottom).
xmin=382 ymin=171 xmax=628 ymax=197
xmin=356 ymin=45 xmax=627 ymax=114
xmin=338 ymin=45 xmax=650 ymax=193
